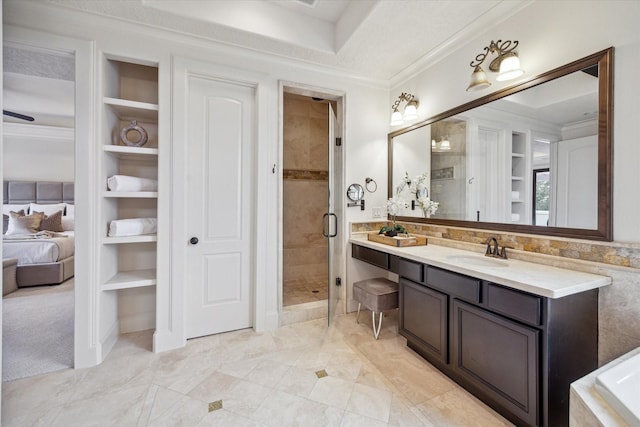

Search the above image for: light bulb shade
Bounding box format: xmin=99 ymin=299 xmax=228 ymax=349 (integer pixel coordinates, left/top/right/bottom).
xmin=440 ymin=139 xmax=450 ymax=150
xmin=403 ymin=100 xmax=419 ymax=120
xmin=390 ymin=110 xmax=404 ymax=126
xmin=466 ymin=66 xmax=491 ymax=92
xmin=431 ymin=139 xmax=436 ymax=148
xmin=496 ymin=52 xmax=524 ymax=81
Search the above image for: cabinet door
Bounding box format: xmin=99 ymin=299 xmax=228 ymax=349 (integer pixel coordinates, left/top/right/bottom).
xmin=399 ymin=278 xmax=448 ymax=363
xmin=452 ymin=300 xmax=539 ymax=426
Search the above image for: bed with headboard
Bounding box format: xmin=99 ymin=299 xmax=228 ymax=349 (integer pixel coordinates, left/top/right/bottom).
xmin=2 ymin=181 xmax=75 ymax=287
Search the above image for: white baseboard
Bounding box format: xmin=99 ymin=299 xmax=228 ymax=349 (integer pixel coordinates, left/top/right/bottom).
xmin=153 ymin=328 xmax=186 ymax=353
xmin=99 ymin=320 xmax=120 ymax=364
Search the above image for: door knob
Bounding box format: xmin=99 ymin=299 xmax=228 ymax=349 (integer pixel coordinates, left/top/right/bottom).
xmin=189 ymin=237 xmax=199 ymax=245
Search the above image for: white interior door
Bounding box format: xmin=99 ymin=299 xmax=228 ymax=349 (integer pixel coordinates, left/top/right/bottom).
xmin=185 ymin=76 xmax=255 ymax=339
xmin=553 ymin=135 xmax=598 ymax=228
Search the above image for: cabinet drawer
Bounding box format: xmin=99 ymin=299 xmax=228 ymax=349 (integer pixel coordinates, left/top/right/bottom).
xmin=398 ymin=258 xmax=424 ymax=283
xmin=352 ymin=244 xmax=389 ymax=270
xmin=427 ymin=266 xmax=480 ymax=303
xmin=485 ymin=283 xmax=542 ymax=326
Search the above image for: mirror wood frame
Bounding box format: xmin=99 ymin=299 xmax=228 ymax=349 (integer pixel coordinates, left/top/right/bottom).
xmin=388 ymin=48 xmax=613 ymax=241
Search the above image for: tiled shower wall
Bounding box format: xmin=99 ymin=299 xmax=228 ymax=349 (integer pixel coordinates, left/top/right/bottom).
xmin=352 ymin=221 xmax=640 ymax=365
xmin=282 ymin=93 xmax=329 ymax=306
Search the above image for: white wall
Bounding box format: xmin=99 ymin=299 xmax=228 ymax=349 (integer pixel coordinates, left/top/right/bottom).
xmin=390 ymin=0 xmax=640 ymax=243
xmin=3 ymin=124 xmax=74 ymax=181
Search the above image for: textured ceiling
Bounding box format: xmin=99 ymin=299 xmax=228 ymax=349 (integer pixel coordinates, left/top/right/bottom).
xmin=44 ymin=0 xmax=529 ymax=81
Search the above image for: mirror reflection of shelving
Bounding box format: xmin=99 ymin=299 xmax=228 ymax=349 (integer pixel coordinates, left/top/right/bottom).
xmin=510 ymin=131 xmax=528 ymax=224
xmin=101 ymin=58 xmax=159 ymax=291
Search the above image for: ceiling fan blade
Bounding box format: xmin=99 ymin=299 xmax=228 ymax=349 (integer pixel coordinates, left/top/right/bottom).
xmin=3 ymin=110 xmax=35 ymax=122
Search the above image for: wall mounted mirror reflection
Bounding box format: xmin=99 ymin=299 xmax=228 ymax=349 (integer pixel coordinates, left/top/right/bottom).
xmin=388 ymin=48 xmax=612 ymax=241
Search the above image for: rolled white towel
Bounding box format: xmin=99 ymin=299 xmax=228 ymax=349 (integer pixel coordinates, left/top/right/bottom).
xmin=108 ymin=218 xmax=157 ymax=237
xmin=107 ymin=175 xmax=158 ymax=192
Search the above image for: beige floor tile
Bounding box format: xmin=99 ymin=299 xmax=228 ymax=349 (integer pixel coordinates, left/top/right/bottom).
xmin=51 ymin=383 xmax=149 ymax=426
xmin=252 ymin=389 xmax=343 ymax=427
xmin=308 ymin=375 xmax=355 ymax=409
xmin=345 ymin=382 xmax=393 ymax=422
xmin=274 ymin=365 xmax=319 ymax=397
xmin=196 ymin=408 xmax=266 ymax=427
xmin=340 ymin=411 xmax=389 ymax=427
xmin=1 ymin=368 xmax=85 ymax=419
xmin=415 ymin=388 xmax=515 ymax=427
xmin=2 ymin=313 xmax=514 ymax=427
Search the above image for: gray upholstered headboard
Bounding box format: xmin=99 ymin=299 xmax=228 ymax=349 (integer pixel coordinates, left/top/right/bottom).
xmin=3 ymin=181 xmax=74 ymax=205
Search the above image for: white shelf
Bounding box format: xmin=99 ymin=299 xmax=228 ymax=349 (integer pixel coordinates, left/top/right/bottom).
xmin=511 ymin=153 xmax=525 ymax=158
xmin=103 ymin=234 xmax=157 ymax=244
xmin=102 ymin=268 xmax=157 ymax=291
xmin=511 ymin=176 xmax=524 ymax=181
xmin=103 ymin=191 xmax=158 ymax=198
xmin=511 ymin=200 xmax=525 ymax=203
xmin=103 ymin=145 xmax=158 ymax=157
xmin=104 ymin=97 xmax=158 ymax=122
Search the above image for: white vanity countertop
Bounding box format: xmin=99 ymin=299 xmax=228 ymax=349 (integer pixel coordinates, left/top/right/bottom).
xmin=350 ymin=233 xmax=611 ymax=299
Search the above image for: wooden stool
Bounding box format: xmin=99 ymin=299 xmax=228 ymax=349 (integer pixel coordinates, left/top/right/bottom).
xmin=353 ymin=277 xmax=399 ymax=339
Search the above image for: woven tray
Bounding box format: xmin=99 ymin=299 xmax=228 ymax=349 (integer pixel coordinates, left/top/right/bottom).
xmin=367 ymin=232 xmax=427 ymax=247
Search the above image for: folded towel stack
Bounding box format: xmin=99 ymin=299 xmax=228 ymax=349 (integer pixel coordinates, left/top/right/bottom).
xmin=511 ymin=191 xmax=520 ymax=200
xmin=108 ymin=218 xmax=157 ymax=237
xmin=107 ymin=175 xmax=158 ymax=192
xmin=511 ymin=213 xmax=520 ymax=222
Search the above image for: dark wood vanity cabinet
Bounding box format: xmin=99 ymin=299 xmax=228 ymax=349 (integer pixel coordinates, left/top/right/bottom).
xmin=399 ymin=277 xmax=448 ymax=363
xmin=452 ymin=299 xmax=540 ymax=427
xmin=352 ymin=244 xmax=599 ymax=427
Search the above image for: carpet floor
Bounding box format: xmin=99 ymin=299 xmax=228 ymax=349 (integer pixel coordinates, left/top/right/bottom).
xmin=2 ymin=279 xmax=74 ymax=382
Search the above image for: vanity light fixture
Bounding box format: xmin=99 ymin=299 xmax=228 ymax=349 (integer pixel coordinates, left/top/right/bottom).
xmin=432 ymin=136 xmax=451 ymax=151
xmin=466 ymin=39 xmax=524 ymax=92
xmin=390 ymin=92 xmax=419 ymax=125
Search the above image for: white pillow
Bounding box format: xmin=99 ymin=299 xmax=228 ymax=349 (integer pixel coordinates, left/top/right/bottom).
xmin=65 ymin=203 xmax=75 ymax=216
xmin=29 ymin=202 xmax=66 ymax=216
xmin=3 ymin=204 xmax=29 ymax=216
xmin=5 ymin=211 xmax=43 ymax=235
xmin=61 ymin=215 xmax=75 ymax=231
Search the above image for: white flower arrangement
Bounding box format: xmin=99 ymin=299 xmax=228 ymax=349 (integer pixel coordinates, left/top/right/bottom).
xmin=398 ymin=171 xmax=439 ymax=218
xmin=386 ymin=196 xmax=409 ymax=217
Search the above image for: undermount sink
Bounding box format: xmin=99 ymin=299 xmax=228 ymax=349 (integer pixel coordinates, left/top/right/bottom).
xmin=446 ymin=254 xmax=509 ymax=268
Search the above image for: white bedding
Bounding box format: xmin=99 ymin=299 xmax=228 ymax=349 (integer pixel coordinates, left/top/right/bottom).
xmin=3 ymin=231 xmax=75 ymax=265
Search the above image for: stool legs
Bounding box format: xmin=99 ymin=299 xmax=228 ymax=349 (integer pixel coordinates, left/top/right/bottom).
xmin=357 ymin=304 xmax=385 ymax=339
xmin=372 ymin=311 xmax=384 ymax=339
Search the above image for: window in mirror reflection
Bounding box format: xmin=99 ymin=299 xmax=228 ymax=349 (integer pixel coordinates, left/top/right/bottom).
xmin=533 ymin=168 xmax=550 ymax=226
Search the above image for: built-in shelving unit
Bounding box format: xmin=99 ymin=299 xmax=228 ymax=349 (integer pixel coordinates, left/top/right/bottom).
xmin=100 ymin=59 xmax=159 ymax=292
xmin=510 ymin=132 xmax=529 ymax=224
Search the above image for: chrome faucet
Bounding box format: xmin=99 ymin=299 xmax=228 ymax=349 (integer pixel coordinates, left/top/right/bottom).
xmin=485 ymin=237 xmax=509 ymax=259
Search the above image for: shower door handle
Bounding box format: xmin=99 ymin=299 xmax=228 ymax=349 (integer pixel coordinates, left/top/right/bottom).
xmin=322 ymin=213 xmax=338 ymax=238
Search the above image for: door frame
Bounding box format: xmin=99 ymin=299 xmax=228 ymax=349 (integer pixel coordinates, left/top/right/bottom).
xmin=2 ymin=26 xmax=97 ymax=367
xmin=278 ymin=82 xmax=346 ymax=318
xmin=161 ymin=56 xmax=273 ymax=351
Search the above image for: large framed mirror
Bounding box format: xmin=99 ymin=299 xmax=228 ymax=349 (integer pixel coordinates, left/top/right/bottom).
xmin=388 ymin=48 xmax=612 ymax=241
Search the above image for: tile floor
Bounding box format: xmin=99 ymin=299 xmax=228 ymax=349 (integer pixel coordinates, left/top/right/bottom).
xmin=283 ymin=276 xmax=329 ymax=306
xmin=1 ymin=310 xmax=513 ymax=426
